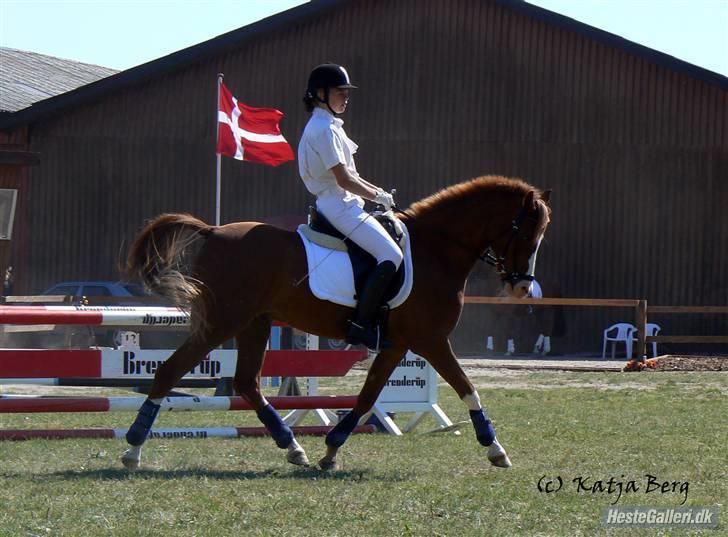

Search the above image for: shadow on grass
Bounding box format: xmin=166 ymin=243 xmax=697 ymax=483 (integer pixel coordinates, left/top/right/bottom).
xmin=11 ymin=466 xmax=411 ymax=482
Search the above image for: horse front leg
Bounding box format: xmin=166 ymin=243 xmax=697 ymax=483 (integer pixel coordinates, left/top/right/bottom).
xmin=416 ymin=338 xmax=512 ymax=468
xmin=234 ymin=315 xmax=309 ymax=467
xmin=121 ymin=336 xmax=219 ymax=470
xmin=319 ymin=346 xmax=406 ymax=471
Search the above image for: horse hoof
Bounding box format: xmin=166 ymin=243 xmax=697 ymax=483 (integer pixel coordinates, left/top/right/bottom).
xmin=488 ymin=453 xmax=512 ymax=468
xmin=287 ymin=447 xmax=310 ymax=467
xmin=121 ymin=449 xmax=140 ymax=471
xmin=487 ymin=440 xmax=512 ymax=468
xmin=318 ymin=457 xmax=338 ymax=471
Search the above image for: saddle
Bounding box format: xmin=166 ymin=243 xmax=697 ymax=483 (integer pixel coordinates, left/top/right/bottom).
xmin=301 ymin=207 xmax=406 ymax=302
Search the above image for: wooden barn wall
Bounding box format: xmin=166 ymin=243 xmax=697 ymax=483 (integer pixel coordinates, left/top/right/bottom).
xmin=20 ymin=0 xmax=728 ymax=353
xmin=0 ymin=165 xmax=19 ymax=283
xmin=0 ymin=126 xmax=31 ymax=293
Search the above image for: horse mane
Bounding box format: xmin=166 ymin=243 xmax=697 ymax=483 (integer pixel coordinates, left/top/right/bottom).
xmin=404 ymin=175 xmax=537 ymax=220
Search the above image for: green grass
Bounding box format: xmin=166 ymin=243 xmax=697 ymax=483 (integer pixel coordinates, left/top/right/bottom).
xmin=0 ymin=371 xmax=725 ymax=536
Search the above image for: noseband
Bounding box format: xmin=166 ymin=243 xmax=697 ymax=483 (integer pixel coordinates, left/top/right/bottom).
xmin=479 ymin=204 xmax=538 ymax=285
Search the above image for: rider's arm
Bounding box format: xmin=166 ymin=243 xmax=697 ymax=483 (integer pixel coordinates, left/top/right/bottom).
xmin=331 ymin=164 xmax=379 ymax=201
xmin=351 ymin=172 xmax=381 ymax=192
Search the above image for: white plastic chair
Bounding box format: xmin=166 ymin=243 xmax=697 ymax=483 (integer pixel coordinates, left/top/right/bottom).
xmin=602 ymin=323 xmax=637 ymax=360
xmin=633 ymin=323 xmax=661 ymax=358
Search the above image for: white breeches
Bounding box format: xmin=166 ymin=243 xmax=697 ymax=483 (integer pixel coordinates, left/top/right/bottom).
xmin=316 ymin=195 xmax=403 ymax=267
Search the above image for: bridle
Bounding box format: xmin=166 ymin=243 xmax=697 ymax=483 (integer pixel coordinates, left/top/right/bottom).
xmin=479 ymin=203 xmax=542 ymax=285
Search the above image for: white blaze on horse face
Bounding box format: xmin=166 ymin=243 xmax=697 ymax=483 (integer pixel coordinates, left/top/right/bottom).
xmin=505 ymin=233 xmax=544 ymax=298
xmin=527 ymin=233 xmax=544 ymax=277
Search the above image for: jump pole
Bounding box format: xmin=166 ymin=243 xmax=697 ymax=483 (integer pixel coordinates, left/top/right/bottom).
xmin=0 ymin=425 xmax=377 ymax=442
xmin=0 ymin=395 xmax=360 ymax=413
xmin=0 ymin=305 xmax=189 ymax=327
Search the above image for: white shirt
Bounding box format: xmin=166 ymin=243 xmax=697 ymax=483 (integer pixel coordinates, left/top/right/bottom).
xmin=298 ymin=107 xmax=360 ymax=201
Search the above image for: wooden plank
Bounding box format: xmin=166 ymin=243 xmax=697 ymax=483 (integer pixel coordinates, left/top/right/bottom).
xmin=636 ymin=300 xmax=647 ymax=360
xmin=647 ymin=306 xmax=728 ymax=314
xmin=2 ymin=295 xmax=72 ymax=304
xmin=648 ymin=336 xmax=728 ymax=343
xmin=0 ymin=150 xmax=40 ymax=166
xmin=464 ymin=297 xmax=640 ymax=307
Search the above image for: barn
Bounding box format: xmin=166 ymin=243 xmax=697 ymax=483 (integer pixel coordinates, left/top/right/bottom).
xmin=1 ymin=0 xmax=726 ymax=354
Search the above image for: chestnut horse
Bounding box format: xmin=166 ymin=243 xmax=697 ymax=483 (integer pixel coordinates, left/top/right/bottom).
xmin=121 ymin=175 xmax=551 ymax=470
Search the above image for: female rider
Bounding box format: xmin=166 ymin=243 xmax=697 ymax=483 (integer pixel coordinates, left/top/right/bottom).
xmin=298 ymin=63 xmax=403 ymax=350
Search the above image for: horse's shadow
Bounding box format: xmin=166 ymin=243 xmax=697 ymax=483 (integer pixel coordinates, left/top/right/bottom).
xmin=38 ymin=466 xmax=410 ymax=482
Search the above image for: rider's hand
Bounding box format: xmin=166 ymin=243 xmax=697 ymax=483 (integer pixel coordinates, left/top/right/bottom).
xmin=373 ymin=190 xmax=394 ymax=210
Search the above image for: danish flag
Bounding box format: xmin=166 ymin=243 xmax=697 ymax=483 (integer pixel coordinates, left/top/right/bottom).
xmin=216 ymin=82 xmax=294 ymax=166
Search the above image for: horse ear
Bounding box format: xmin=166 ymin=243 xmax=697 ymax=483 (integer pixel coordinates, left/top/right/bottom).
xmin=524 ymin=190 xmax=536 ymax=210
xmin=540 ymin=189 xmax=552 ymax=205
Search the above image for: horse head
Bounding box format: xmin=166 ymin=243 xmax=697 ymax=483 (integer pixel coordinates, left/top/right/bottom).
xmin=490 ymin=189 xmax=551 ymax=298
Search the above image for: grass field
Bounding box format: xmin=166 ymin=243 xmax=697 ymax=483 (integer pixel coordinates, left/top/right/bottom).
xmin=0 ymin=369 xmax=725 ymax=536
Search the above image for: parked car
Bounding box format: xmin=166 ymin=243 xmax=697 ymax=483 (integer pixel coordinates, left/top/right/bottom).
xmin=42 ymin=280 xmax=148 ymax=300
xmin=291 ymin=328 xmax=351 ymax=351
xmin=38 ymin=280 xmax=184 ymax=349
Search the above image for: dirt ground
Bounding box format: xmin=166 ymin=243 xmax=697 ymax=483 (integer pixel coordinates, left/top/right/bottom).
xmin=648 ymin=355 xmax=728 ymax=371
xmin=455 ymin=354 xmax=727 ymax=373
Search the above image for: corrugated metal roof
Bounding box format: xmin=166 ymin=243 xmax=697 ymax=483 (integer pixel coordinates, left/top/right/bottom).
xmin=0 ymin=47 xmax=118 ymax=113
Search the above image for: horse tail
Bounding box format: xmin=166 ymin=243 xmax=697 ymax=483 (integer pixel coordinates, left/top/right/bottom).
xmin=126 ymin=213 xmax=213 ymax=336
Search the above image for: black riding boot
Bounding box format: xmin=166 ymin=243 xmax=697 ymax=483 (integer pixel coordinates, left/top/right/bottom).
xmin=346 ymin=260 xmax=397 ymax=350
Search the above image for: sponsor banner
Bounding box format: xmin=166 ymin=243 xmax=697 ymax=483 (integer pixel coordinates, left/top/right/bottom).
xmin=378 ymin=351 xmax=438 ymax=404
xmin=101 ymin=349 xmax=237 ymax=379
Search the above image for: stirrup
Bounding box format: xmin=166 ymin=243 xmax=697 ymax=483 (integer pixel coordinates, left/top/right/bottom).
xmin=345 ymin=320 xmax=391 ymax=351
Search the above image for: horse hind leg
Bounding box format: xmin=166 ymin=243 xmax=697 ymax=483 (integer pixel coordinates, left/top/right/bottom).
xmin=121 ymin=335 xmax=223 ymax=470
xmin=233 ymin=315 xmax=309 ymax=467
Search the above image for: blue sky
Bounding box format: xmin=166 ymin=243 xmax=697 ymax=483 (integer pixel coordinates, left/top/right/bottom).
xmin=1 ymin=0 xmax=726 ymax=76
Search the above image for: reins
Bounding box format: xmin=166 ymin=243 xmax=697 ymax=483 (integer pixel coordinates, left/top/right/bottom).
xmin=479 ymin=203 xmax=538 ymax=285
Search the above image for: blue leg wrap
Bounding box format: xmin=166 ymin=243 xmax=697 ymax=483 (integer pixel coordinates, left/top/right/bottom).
xmin=470 ymin=409 xmax=496 ymax=447
xmin=256 ymin=404 xmax=293 ymax=448
xmin=326 ymin=410 xmax=361 ymax=448
xmin=125 ymin=399 xmax=161 ymax=446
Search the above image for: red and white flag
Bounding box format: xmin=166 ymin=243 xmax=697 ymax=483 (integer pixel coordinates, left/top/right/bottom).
xmin=216 ymin=82 xmax=294 ymax=166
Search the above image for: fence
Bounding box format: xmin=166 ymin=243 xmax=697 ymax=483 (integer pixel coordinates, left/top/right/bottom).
xmin=465 ymin=297 xmax=727 ymax=360
xmin=0 ymin=303 xmax=378 ymax=440
xmin=645 ymin=306 xmax=728 ymax=348
xmin=0 ymin=302 xmax=455 ymax=439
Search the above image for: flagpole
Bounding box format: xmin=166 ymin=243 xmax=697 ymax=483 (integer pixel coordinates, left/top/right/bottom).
xmin=215 ymin=73 xmax=224 ymax=227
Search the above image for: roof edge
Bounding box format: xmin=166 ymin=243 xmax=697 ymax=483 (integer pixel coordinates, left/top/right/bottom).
xmin=0 ymin=0 xmax=344 ymax=132
xmin=507 ymin=0 xmax=728 ymax=89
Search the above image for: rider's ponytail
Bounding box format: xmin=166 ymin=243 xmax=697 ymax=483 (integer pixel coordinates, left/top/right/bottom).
xmin=303 ymin=90 xmax=316 ymax=113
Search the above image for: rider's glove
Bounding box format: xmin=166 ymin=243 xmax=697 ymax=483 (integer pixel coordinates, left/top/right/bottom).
xmin=373 ymin=190 xmax=394 ymax=211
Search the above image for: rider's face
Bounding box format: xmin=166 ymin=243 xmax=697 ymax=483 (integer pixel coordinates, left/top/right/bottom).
xmin=318 ymin=87 xmax=349 ymax=114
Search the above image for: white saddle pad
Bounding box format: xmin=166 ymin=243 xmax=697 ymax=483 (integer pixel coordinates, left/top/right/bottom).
xmin=296 ymin=221 xmax=414 ymax=309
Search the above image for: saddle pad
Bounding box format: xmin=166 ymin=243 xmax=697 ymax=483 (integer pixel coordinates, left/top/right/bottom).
xmin=296 ymin=221 xmax=414 ymax=309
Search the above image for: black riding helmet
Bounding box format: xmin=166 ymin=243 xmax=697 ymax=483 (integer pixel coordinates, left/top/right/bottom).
xmin=304 ymin=63 xmax=357 ymax=115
